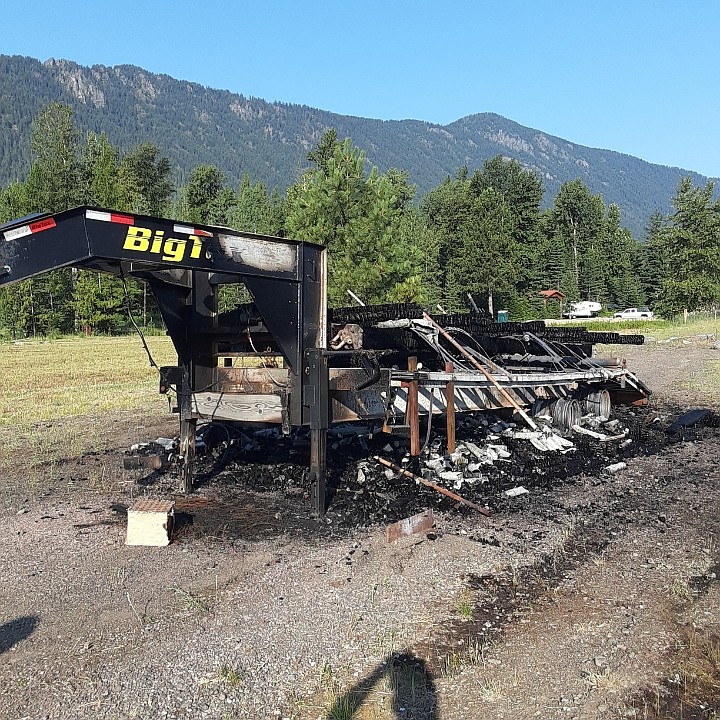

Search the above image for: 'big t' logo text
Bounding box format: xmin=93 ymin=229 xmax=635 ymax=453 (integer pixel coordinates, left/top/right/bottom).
xmin=123 ymin=226 xmax=204 ymax=263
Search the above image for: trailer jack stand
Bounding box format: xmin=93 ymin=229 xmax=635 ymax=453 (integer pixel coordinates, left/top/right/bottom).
xmin=309 ymin=428 xmax=327 ymax=516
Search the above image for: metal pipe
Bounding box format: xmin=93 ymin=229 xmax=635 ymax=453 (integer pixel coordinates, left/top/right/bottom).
xmin=374 ymin=456 xmax=490 ymax=515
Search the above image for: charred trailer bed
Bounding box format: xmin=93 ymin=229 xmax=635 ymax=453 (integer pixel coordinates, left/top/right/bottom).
xmin=0 ymin=206 xmax=651 ymax=516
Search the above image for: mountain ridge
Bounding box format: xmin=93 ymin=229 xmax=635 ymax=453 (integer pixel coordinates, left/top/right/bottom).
xmin=0 ymin=54 xmax=713 ymax=237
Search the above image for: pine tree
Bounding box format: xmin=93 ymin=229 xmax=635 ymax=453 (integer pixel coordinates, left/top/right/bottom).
xmin=658 ymin=178 xmax=720 ymax=313
xmin=24 ymin=103 xmax=82 ymax=213
xmin=15 ymin=103 xmax=83 ymax=335
xmin=548 ymin=179 xmax=605 ymax=302
xmin=81 ymin=132 xmax=121 ymax=208
xmin=180 ymin=164 xmax=234 ymax=225
xmin=117 ymin=143 xmax=174 ymax=215
xmin=637 ymin=212 xmax=668 ymax=307
xmin=231 ymin=175 xmax=284 ymax=235
xmin=286 ymin=135 xmax=422 ymax=305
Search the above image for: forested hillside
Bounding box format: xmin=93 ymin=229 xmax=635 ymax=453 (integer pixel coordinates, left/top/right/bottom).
xmin=0 ymin=54 xmax=714 ymax=237
xmin=2 ymin=103 xmax=719 ymax=342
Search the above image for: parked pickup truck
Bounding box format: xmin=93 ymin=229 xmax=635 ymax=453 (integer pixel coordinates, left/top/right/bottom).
xmin=613 ymin=307 xmax=654 ymax=320
xmin=562 ymin=301 xmax=602 ymax=319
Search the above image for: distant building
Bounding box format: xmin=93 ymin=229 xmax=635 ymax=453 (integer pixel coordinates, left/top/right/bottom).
xmin=539 ymin=289 xmax=566 ymax=317
xmin=538 ymin=289 xmax=566 ymax=302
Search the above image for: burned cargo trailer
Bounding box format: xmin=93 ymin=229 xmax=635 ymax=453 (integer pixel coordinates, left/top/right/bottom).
xmin=0 ymin=207 xmax=650 ymax=514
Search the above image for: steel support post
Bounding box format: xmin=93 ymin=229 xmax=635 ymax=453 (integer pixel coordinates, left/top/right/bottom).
xmin=305 ymin=349 xmax=330 ymax=516
xmin=310 ymin=428 xmax=327 ymax=516
xmin=178 ymin=368 xmax=196 ymax=494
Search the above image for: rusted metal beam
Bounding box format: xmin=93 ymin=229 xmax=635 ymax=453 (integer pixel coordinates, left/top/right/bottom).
xmin=406 ymin=356 xmax=421 ymax=456
xmin=445 ymin=361 xmax=456 ymax=454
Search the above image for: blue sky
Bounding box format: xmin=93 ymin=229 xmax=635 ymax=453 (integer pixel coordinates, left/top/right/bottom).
xmin=3 ymin=0 xmax=718 ymax=178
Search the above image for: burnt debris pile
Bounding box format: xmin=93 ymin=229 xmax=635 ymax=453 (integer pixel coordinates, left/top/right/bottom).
xmin=125 ymin=302 xmax=719 ymax=530
xmin=127 ymin=404 xmax=719 ymax=532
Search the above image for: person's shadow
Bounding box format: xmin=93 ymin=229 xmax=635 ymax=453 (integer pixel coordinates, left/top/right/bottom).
xmin=0 ymin=615 xmax=39 ymax=655
xmin=326 ymin=652 xmax=437 ymax=719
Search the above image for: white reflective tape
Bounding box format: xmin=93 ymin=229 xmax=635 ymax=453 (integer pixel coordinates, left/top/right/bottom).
xmin=86 ymin=210 xmax=112 ymax=222
xmin=174 ymin=224 xmax=212 ymax=237
xmin=4 ymin=225 xmax=31 ymax=241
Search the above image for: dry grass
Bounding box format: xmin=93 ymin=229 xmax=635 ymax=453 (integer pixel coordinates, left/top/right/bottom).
xmin=624 ymin=631 xmax=720 ymax=718
xmin=0 ymin=335 xmax=176 ymax=427
xmin=548 ymin=315 xmax=720 ymax=342
xmin=0 ymin=335 xmax=178 ymax=495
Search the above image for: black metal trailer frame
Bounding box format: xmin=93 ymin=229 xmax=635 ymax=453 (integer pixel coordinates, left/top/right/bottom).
xmin=0 ymin=206 xmax=651 ymax=516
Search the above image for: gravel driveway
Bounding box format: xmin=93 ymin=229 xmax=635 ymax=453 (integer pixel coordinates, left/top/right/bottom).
xmin=1 ymin=340 xmax=719 ymax=720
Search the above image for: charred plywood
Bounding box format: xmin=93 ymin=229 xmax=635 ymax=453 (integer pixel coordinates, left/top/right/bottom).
xmin=191 ymin=392 xmax=284 ymax=423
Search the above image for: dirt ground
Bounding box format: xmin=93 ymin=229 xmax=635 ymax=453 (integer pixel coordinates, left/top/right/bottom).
xmin=1 ymin=340 xmax=719 ymax=720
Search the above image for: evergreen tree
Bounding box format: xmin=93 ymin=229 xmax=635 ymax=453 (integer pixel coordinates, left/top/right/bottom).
xmin=81 ymin=132 xmax=121 ymax=208
xmin=9 ymin=103 xmax=84 ymax=335
xmin=445 ymin=187 xmax=518 ymax=316
xmin=73 ymin=271 xmax=137 ymax=333
xmin=231 ymin=174 xmax=284 ymax=235
xmin=658 ymin=178 xmax=720 ymax=313
xmin=422 ymin=168 xmax=522 ymax=315
xmin=286 ymin=133 xmax=422 ymax=305
xmin=386 ymin=207 xmax=440 ymax=305
xmin=180 ymin=164 xmax=234 ymax=225
xmin=0 ymin=182 xmax=30 ymax=222
xmin=637 ymin=212 xmax=668 ymax=307
xmin=548 ymin=179 xmax=605 ymax=301
xmin=420 ymin=171 xmax=473 ymax=308
xmin=24 ymin=102 xmax=82 ymax=213
xmin=117 ymin=142 xmax=174 ymax=215
xmin=468 ymin=156 xmax=544 ymax=316
xmin=602 ymin=204 xmax=643 ymax=308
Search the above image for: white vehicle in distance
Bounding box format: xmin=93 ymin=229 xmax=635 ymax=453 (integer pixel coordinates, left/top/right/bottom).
xmin=562 ymin=301 xmax=602 ymax=319
xmin=613 ymin=307 xmax=655 ymax=320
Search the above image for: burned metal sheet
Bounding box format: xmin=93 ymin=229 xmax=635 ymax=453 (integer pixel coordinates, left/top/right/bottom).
xmin=218 ymin=233 xmax=298 ymax=276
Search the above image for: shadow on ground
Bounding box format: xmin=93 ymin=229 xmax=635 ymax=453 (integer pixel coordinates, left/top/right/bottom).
xmin=327 ymin=653 xmax=437 ymax=719
xmin=0 ymin=615 xmax=39 ymax=655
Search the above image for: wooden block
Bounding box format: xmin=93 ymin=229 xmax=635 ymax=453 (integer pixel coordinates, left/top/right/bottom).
xmin=386 ymin=509 xmax=435 ymax=543
xmin=126 ymin=499 xmax=175 ymax=547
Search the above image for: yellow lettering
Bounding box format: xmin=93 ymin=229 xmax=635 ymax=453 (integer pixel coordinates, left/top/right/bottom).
xmin=123 ymin=226 xmax=199 ymax=263
xmin=150 ymin=230 xmax=164 ymax=254
xmin=162 ymin=238 xmax=186 ymax=262
xmin=123 ymin=226 xmax=151 ymax=252
xmin=189 ymin=235 xmax=203 ymax=259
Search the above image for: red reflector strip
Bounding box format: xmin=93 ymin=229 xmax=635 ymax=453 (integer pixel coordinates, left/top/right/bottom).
xmin=173 ymin=224 xmax=213 ymax=237
xmin=111 ymin=213 xmax=134 ymax=225
xmin=4 ymin=217 xmax=57 ymax=241
xmin=29 ymin=217 xmax=56 ymax=233
xmin=86 ymin=210 xmax=135 ymax=225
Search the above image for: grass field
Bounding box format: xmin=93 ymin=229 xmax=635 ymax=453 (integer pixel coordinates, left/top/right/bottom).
xmin=0 ymin=335 xmax=177 ymax=427
xmin=549 ymin=315 xmax=720 ymax=341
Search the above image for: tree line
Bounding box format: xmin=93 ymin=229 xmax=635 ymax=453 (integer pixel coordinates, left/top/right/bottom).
xmin=0 ymin=103 xmax=717 ymax=338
